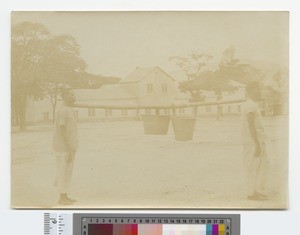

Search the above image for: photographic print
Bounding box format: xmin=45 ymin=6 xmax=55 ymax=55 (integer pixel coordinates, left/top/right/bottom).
xmin=11 ymin=11 xmax=289 ymax=208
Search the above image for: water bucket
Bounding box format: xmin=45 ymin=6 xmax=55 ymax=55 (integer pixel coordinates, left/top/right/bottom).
xmin=172 ymin=117 xmax=196 ymax=141
xmin=142 ymin=115 xmax=170 ymax=135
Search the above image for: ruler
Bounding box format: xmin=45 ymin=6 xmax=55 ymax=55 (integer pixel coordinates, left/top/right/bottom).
xmin=45 ymin=213 xmax=240 ymax=235
xmin=44 ymin=213 xmax=72 ymax=235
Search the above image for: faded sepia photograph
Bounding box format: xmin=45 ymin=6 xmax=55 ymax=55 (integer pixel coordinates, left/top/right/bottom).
xmin=11 ymin=11 xmax=288 ymax=209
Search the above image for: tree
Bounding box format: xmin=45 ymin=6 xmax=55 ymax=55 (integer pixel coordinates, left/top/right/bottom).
xmin=170 ymin=52 xmax=213 ymax=80
xmin=261 ymin=70 xmax=288 ymax=115
xmin=11 ymin=21 xmax=50 ymax=130
xmin=170 ymin=52 xmax=213 ymax=102
xmin=217 ymin=46 xmax=265 ymax=85
xmin=37 ymin=34 xmax=87 ymax=122
xmin=170 ymin=47 xmax=267 ymax=120
xmin=83 ymin=73 xmax=121 ymax=89
xmin=12 ymin=21 xmax=89 ymax=129
xmin=170 ymin=50 xmax=237 ymax=120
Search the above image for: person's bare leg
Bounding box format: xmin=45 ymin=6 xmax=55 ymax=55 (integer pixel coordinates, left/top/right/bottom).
xmin=66 ymin=195 xmax=77 ymax=203
xmin=58 ymin=193 xmax=74 ymax=205
xmin=65 ymin=152 xmax=77 ymax=203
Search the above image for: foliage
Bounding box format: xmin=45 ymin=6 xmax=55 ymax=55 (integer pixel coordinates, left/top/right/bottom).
xmin=12 ymin=22 xmax=88 ymax=128
xmin=170 ymin=52 xmax=213 ymax=81
xmin=37 ymin=34 xmax=87 ymax=121
xmin=170 ymin=46 xmax=268 ymax=119
xmin=11 ymin=22 xmax=50 ymax=130
xmin=217 ymin=45 xmax=265 ymax=85
xmin=171 ymin=46 xmax=266 ymax=102
xmin=261 ymin=70 xmax=289 ymax=115
xmin=81 ymin=73 xmax=121 ymax=89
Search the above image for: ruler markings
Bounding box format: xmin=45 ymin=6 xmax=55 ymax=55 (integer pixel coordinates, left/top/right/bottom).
xmin=45 ymin=213 xmax=239 ymax=235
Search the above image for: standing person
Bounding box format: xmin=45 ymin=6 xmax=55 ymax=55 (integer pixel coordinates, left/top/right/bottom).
xmin=53 ymin=88 xmax=78 ymax=205
xmin=241 ymin=81 xmax=269 ymax=201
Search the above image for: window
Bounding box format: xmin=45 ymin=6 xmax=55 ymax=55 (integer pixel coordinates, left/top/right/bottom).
xmin=88 ymin=108 xmax=96 ymax=117
xmin=147 ymin=84 xmax=153 ymax=93
xmin=145 ymin=109 xmax=152 ymax=115
xmin=179 ymin=108 xmax=185 ymax=114
xmin=161 ymin=84 xmax=168 ymax=94
xmin=43 ymin=112 xmax=49 ymax=121
xmin=164 ymin=109 xmax=170 ymax=115
xmin=206 ymin=105 xmax=211 ymax=112
xmin=228 ymin=105 xmax=231 ymax=113
xmin=121 ymin=109 xmax=128 ymax=116
xmin=105 ymin=109 xmax=112 ymax=117
xmin=75 ymin=110 xmax=79 ymax=121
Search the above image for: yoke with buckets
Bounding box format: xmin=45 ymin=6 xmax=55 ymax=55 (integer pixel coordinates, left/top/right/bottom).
xmin=142 ymin=106 xmax=197 ymax=141
xmin=73 ymin=99 xmax=245 ymax=141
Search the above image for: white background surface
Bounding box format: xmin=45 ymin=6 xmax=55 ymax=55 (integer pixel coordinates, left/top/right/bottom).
xmin=1 ymin=0 xmax=300 ymax=234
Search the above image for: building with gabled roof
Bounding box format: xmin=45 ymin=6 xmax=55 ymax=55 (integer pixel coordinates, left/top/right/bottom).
xmin=75 ymin=84 xmax=137 ymax=105
xmin=73 ymin=84 xmax=139 ymax=120
xmin=23 ymin=66 xmax=247 ymax=124
xmin=120 ymin=66 xmax=178 ymax=107
xmin=73 ymin=66 xmax=186 ymax=120
xmin=121 ymin=66 xmax=175 ymax=84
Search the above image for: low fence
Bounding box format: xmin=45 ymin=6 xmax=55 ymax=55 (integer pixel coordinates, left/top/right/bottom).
xmin=73 ymin=99 xmax=246 ymax=116
xmin=72 ymin=100 xmax=247 ymax=140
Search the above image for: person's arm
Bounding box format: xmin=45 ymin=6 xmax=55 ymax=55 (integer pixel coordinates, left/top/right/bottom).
xmin=247 ymin=112 xmax=261 ymax=157
xmin=58 ymin=109 xmax=75 ymax=162
xmin=60 ymin=125 xmax=74 ymax=162
xmin=60 ymin=125 xmax=70 ymax=150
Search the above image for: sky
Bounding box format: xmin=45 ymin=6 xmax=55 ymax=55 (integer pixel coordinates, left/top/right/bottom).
xmin=12 ymin=11 xmax=289 ymax=80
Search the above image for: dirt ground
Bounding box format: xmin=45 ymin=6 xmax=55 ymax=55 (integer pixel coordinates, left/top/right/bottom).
xmin=11 ymin=115 xmax=288 ymax=209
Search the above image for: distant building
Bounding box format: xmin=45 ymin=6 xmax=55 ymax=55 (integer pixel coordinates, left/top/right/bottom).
xmin=25 ymin=97 xmax=54 ymax=124
xmin=74 ymin=84 xmax=138 ymax=121
xmin=74 ymin=66 xmax=191 ymax=120
xmin=120 ymin=66 xmax=177 ymax=106
xmin=24 ymin=66 xmax=246 ymax=124
xmin=196 ymin=80 xmax=246 ymax=116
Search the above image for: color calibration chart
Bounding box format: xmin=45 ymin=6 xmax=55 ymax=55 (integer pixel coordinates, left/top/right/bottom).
xmin=73 ymin=214 xmax=240 ymax=235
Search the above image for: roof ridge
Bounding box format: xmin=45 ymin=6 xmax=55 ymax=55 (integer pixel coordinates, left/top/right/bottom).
xmin=121 ymin=66 xmax=155 ymax=83
xmin=139 ymin=66 xmax=156 ymax=80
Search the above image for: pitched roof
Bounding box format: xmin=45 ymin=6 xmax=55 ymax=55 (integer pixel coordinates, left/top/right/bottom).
xmin=97 ymin=84 xmax=136 ymax=100
xmin=74 ymin=88 xmax=103 ymax=101
xmin=74 ymin=84 xmax=136 ymax=101
xmin=175 ymin=89 xmax=190 ymax=100
xmin=121 ymin=66 xmax=175 ymax=83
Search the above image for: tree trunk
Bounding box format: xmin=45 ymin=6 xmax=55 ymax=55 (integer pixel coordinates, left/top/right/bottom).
xmin=52 ymin=96 xmax=57 ymax=124
xmin=52 ymin=104 xmax=56 ymax=123
xmin=19 ymin=113 xmax=26 ymax=130
xmin=18 ymin=98 xmax=27 ymax=131
xmin=11 ymin=104 xmax=19 ymax=126
xmin=193 ymin=106 xmax=198 ymax=118
xmin=51 ymin=89 xmax=59 ymax=124
xmin=216 ymin=105 xmax=221 ymax=121
xmin=216 ymin=92 xmax=222 ymax=121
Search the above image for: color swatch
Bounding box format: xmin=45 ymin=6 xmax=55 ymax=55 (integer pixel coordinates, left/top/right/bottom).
xmin=88 ymin=224 xmax=226 ymax=235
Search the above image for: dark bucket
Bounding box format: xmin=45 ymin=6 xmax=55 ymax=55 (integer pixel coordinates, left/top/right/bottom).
xmin=142 ymin=115 xmax=171 ymax=135
xmin=172 ymin=117 xmax=196 ymax=141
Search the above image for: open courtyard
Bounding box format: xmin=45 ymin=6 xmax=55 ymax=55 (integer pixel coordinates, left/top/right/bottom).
xmin=11 ymin=115 xmax=288 ymax=209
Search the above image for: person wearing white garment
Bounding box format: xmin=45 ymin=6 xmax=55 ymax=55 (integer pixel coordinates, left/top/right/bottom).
xmin=53 ymin=88 xmax=78 ymax=205
xmin=241 ymin=81 xmax=269 ymax=201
